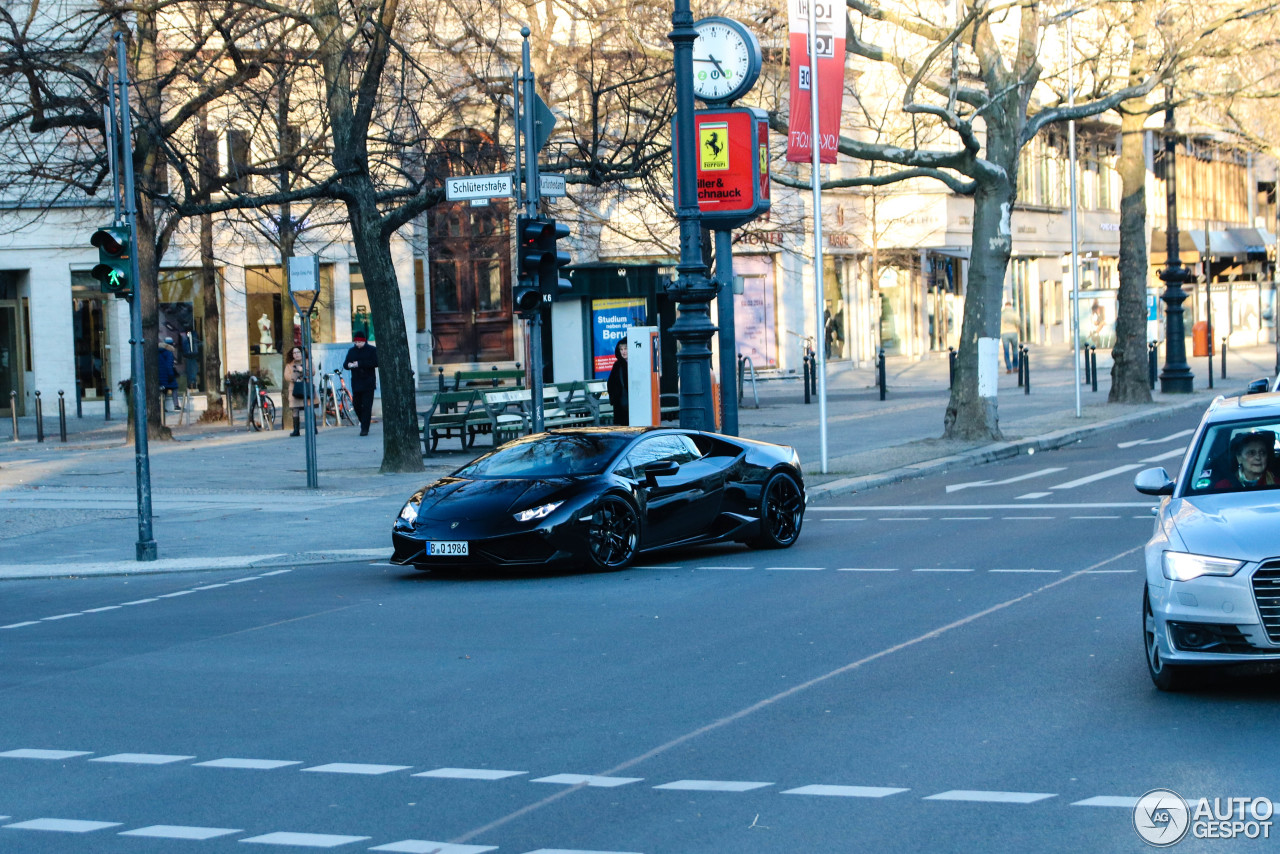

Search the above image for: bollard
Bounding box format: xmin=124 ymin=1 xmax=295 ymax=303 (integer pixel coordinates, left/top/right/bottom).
xmin=1221 ymin=337 xmax=1227 ymax=379
xmin=34 ymin=390 xmax=44 ymax=443
xmin=1017 ymin=346 xmax=1025 ymax=388
xmin=1023 ymin=347 xmax=1031 ymax=394
xmin=807 ymin=351 xmax=817 ymax=398
xmin=437 ymin=366 xmax=445 ymax=393
xmin=1148 ymin=342 xmax=1158 ymax=390
xmin=9 ymin=390 xmax=17 ymax=440
xmin=1090 ymin=345 xmax=1098 ymax=393
xmin=948 ymin=346 xmax=956 ymax=389
xmin=1207 ymin=337 xmax=1214 ymax=390
xmin=1082 ymin=346 xmax=1091 ymax=386
xmin=104 ymin=388 xmax=112 ymax=421
xmin=877 ymin=348 xmax=887 ymax=401
xmin=737 ymin=353 xmax=745 ymax=402
xmin=58 ymin=391 xmax=67 ymax=442
xmin=75 ymin=379 xmax=83 ymax=419
xmin=802 ymin=353 xmax=811 ymax=404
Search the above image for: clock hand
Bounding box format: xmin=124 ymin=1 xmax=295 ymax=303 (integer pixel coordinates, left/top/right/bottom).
xmin=707 ymin=54 xmax=728 ymax=77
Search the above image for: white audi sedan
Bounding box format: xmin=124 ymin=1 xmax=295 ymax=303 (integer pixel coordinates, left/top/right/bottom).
xmin=1135 ymin=391 xmax=1280 ymax=691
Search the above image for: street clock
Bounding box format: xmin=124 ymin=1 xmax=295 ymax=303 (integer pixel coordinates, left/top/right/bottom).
xmin=691 ymin=17 xmax=763 ymax=105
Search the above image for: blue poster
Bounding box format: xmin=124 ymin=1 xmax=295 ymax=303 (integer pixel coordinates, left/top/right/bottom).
xmin=591 ymin=298 xmax=648 ymax=379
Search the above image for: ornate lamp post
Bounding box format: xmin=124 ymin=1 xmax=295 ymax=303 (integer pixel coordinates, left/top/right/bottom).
xmin=667 ymin=0 xmax=717 ymax=429
xmin=1158 ymin=84 xmax=1194 ymax=393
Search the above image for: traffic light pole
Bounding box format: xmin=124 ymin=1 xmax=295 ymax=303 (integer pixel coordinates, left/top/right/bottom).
xmin=519 ymin=28 xmax=545 ymax=433
xmin=116 ymin=34 xmax=156 ymax=561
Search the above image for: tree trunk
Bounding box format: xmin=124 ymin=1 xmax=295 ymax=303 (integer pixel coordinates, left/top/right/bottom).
xmin=199 ymin=210 xmax=223 ymax=419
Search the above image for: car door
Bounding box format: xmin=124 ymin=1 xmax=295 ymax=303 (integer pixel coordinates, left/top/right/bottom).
xmin=622 ymin=434 xmax=725 ymax=546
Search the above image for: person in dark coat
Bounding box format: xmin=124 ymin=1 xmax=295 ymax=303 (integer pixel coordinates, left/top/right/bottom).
xmin=606 ymin=339 xmax=629 ymax=427
xmin=343 ymin=331 xmax=378 ymax=435
xmin=158 ymin=337 xmax=179 ymax=411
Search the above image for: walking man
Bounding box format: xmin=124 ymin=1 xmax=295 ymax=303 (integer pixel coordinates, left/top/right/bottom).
xmin=1000 ymin=300 xmax=1020 ymax=373
xmin=344 ymin=331 xmax=378 ymax=435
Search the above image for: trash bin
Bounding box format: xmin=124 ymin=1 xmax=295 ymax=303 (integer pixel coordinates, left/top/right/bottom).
xmin=1192 ymin=320 xmax=1211 ymax=357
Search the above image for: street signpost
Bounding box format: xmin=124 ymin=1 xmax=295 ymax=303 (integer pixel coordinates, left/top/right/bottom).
xmin=288 ymin=255 xmax=321 ymax=488
xmin=539 ymin=174 xmax=566 ymax=197
xmin=444 ymin=174 xmax=513 ymax=202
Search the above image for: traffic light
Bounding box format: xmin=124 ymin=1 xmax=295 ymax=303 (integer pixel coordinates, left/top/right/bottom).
xmin=90 ymin=225 xmax=132 ymax=295
xmin=515 ymin=215 xmax=573 ymax=312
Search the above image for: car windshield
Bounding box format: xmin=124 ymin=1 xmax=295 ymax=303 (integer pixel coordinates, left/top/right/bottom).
xmin=1185 ymin=416 xmax=1280 ymax=495
xmin=455 ymin=433 xmax=632 ymax=478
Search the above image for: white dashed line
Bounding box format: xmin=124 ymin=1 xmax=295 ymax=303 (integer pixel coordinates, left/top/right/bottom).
xmin=258 ymin=570 xmax=293 ymax=577
xmin=120 ymin=599 xmax=159 ymax=606
xmin=90 ymin=753 xmax=194 ymax=765
xmin=302 ymin=763 xmax=410 ymax=775
xmin=912 ymin=568 xmax=973 ymax=573
xmin=531 ymin=774 xmax=642 ymax=788
xmin=765 ymin=566 xmax=824 ymax=571
xmin=1051 ymin=464 xmax=1143 ymax=490
xmin=1071 ymin=515 xmax=1120 ymax=520
xmin=4 ymin=818 xmax=121 ymax=832
xmin=990 ymin=569 xmax=1059 ymax=574
xmin=879 ymin=517 xmax=929 ymax=521
xmin=1073 ymin=795 xmax=1141 ymax=807
xmin=837 ymin=568 xmax=899 ymax=572
xmin=924 ymin=790 xmax=1056 ymax=804
xmin=195 ymin=758 xmax=302 ymax=770
xmin=82 ymin=606 xmax=122 ymax=613
xmin=193 ymin=583 xmax=230 ymax=590
xmin=370 ymin=843 xmax=498 ymax=853
xmin=782 ymin=784 xmax=909 ymax=798
xmin=1016 ymin=492 xmax=1053 ymax=500
xmin=1140 ymin=447 xmax=1187 ymax=463
xmin=157 ymin=591 xmax=196 ymax=598
xmin=120 ymin=825 xmax=242 ymax=839
xmin=632 ymin=565 xmax=678 ymax=570
xmin=1 ymin=622 xmax=40 ymax=629
xmin=1085 ymin=569 xmax=1136 ymax=574
xmin=240 ymin=831 xmax=370 ymax=847
xmin=654 ymin=779 xmax=772 ymax=792
xmin=819 ymin=517 xmax=866 ymax=521
xmin=0 ymin=749 xmax=92 ymax=760
xmin=42 ymin=613 xmax=82 ymax=621
xmin=697 ymin=566 xmax=752 ymax=571
xmin=1002 ymin=516 xmax=1053 ymax=520
xmin=227 ymin=577 xmax=260 ymax=583
xmin=941 ymin=516 xmax=990 ymax=520
xmin=414 ymin=768 xmax=526 ymax=780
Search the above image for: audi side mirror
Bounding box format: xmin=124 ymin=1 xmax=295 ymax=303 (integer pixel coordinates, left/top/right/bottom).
xmin=1134 ymin=467 xmax=1175 ymax=496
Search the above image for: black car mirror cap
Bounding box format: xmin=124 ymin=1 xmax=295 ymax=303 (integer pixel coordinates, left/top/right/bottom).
xmin=645 ymin=460 xmax=680 ymax=485
xmin=1134 ymin=467 xmax=1175 ymax=496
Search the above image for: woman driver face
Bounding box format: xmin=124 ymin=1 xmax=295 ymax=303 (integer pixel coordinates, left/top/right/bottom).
xmin=1237 ymin=438 xmax=1271 ymax=480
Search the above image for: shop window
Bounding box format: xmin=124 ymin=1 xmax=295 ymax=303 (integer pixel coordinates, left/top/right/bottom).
xmin=244 ymin=264 xmax=334 ymax=387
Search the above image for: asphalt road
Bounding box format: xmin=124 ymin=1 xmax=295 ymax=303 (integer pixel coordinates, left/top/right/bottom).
xmin=3 ymin=407 xmax=1278 ymax=854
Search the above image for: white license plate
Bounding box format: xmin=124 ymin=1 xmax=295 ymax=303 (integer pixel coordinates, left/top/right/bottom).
xmin=426 ymin=541 xmax=468 ymax=556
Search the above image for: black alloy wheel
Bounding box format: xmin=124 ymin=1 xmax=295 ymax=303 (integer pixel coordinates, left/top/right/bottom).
xmin=1144 ymin=585 xmax=1196 ymax=692
xmin=751 ymin=471 xmax=804 ymax=548
xmin=586 ymin=495 xmax=639 ymax=570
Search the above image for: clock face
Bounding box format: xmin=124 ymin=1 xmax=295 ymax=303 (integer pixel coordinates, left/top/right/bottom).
xmin=692 ymin=18 xmax=760 ymax=104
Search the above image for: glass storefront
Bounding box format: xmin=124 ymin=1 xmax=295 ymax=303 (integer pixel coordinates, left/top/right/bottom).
xmin=245 ymin=264 xmax=334 ymax=388
xmin=70 ymin=272 xmax=112 ymax=397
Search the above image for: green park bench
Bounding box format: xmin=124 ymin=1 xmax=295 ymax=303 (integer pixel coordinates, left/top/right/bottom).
xmin=561 ymin=380 xmax=614 ymax=426
xmin=418 ymin=389 xmax=480 ymax=455
xmin=453 ymin=368 xmax=526 ymax=390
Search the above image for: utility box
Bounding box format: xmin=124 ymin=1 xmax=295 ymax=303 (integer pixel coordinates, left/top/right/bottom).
xmin=626 ymin=326 xmax=660 ymax=427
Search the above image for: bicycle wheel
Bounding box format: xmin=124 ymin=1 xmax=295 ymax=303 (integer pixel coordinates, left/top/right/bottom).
xmin=262 ymin=396 xmax=277 ymax=430
xmin=322 ymin=388 xmax=338 ymax=426
xmin=247 ymin=396 xmax=263 ymax=432
xmin=338 ymin=389 xmax=356 ymax=426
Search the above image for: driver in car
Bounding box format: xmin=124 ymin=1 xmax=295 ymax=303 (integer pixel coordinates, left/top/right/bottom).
xmin=1213 ymin=431 xmax=1280 ymax=491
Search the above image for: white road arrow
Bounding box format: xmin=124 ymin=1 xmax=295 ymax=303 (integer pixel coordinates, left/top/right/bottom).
xmin=945 ymin=467 xmax=1065 ymax=493
xmin=1117 ymin=429 xmax=1193 ymax=449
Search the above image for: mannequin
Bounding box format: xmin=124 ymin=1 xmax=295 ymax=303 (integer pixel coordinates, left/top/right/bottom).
xmin=258 ymin=313 xmax=274 ymax=353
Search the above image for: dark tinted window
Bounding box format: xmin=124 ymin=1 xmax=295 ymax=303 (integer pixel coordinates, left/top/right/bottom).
xmin=624 ymin=434 xmax=700 ymax=478
xmin=456 ymin=433 xmax=631 ymax=478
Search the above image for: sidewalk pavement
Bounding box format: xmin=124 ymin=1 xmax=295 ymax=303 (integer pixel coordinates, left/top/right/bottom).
xmin=1 ymin=342 xmax=1276 ymax=580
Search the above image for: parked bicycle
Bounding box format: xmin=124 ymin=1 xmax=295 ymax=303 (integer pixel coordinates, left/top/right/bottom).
xmin=246 ymin=373 xmax=276 ymax=431
xmin=318 ymin=365 xmax=356 ymax=427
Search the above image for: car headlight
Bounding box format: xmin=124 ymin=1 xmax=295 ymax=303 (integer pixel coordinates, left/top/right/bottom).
xmin=398 ymin=500 xmax=420 ymax=525
xmin=1162 ymin=551 xmax=1244 ymax=582
xmin=514 ymin=501 xmax=562 ymax=523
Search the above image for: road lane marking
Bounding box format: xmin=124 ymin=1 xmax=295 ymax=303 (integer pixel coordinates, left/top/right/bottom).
xmin=157 ymin=591 xmax=196 ymax=598
xmin=912 ymin=568 xmax=973 ymax=573
xmin=522 ymin=850 xmax=644 ymax=854
xmin=301 ymin=763 xmax=410 ymax=775
xmin=414 ymin=768 xmax=526 ymax=780
xmin=990 ymin=569 xmax=1059 ymax=574
xmin=765 ymin=566 xmax=824 ymax=571
xmin=1015 ymin=492 xmax=1052 ymax=500
xmin=837 ymin=568 xmax=899 ymax=572
xmin=924 ymin=790 xmax=1056 ymax=804
xmin=941 ymin=516 xmax=991 ymax=520
xmin=879 ymin=517 xmax=929 ymax=521
xmin=120 ymin=825 xmax=242 ymax=839
xmin=193 ymin=583 xmax=229 ymax=590
xmin=654 ymin=780 xmax=772 ymax=792
xmin=782 ymin=784 xmax=908 ymax=798
xmin=1071 ymin=515 xmax=1120 ymax=519
xmin=0 ymin=749 xmax=92 ymax=760
xmin=819 ymin=517 xmax=866 ymax=521
xmin=697 ymin=566 xmax=751 ymax=571
xmin=196 ymin=758 xmax=302 ymax=770
xmin=258 ymin=570 xmax=293 ymax=577
xmin=1086 ymin=569 xmax=1136 ymax=574
xmin=42 ymin=613 xmax=82 ymax=621
xmin=240 ymin=831 xmax=370 ymax=847
xmin=1002 ymin=516 xmax=1053 ymax=520
xmin=82 ymin=606 xmax=122 ymax=613
xmin=1118 ymin=428 xmax=1193 ymax=448
xmin=1074 ymin=796 xmax=1141 ymax=807
xmin=530 ymin=774 xmax=642 ymax=788
xmin=1140 ymin=447 xmax=1187 ymax=463
xmin=4 ymin=818 xmax=121 ymax=832
xmin=946 ymin=467 xmax=1066 ymax=493
xmin=813 ymin=503 xmax=1152 ymax=511
xmin=371 ymin=843 xmax=498 ymax=853
xmin=90 ymin=753 xmax=194 ymax=765
xmin=120 ymin=599 xmax=159 ymax=605
xmin=1 ymin=622 xmax=40 ymax=629
xmin=1050 ymin=464 xmax=1143 ymax=490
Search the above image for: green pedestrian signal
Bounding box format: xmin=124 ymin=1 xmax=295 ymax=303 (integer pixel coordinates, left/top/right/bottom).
xmin=91 ymin=225 xmax=132 ymax=295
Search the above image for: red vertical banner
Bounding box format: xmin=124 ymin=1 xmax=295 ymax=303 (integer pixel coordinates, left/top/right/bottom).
xmin=787 ymin=0 xmax=844 ymax=163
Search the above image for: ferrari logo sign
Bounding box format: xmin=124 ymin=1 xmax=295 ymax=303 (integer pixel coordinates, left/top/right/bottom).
xmin=699 ymin=122 xmax=730 ymax=171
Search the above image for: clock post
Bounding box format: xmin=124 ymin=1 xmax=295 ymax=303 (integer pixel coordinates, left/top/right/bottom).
xmin=668 ymin=0 xmax=719 ymax=431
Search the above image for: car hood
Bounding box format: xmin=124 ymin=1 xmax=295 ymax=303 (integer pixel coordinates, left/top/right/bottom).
xmin=415 ymin=476 xmax=574 ymax=521
xmin=1169 ymin=494 xmax=1280 ymax=562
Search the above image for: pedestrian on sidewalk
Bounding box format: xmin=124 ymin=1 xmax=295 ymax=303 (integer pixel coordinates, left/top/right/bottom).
xmin=158 ymin=337 xmax=180 ymax=410
xmin=607 ymin=339 xmax=629 ymax=426
xmin=181 ymin=328 xmax=201 ymax=392
xmin=1000 ymin=300 xmax=1020 ymax=373
xmin=285 ymin=346 xmax=314 ymax=437
xmin=344 ymin=331 xmax=378 ymax=436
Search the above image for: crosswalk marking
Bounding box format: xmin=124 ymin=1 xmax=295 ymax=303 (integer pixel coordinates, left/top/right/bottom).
xmin=120 ymin=825 xmax=241 ymax=839
xmin=414 ymin=767 xmax=525 ymax=780
xmin=1015 ymin=492 xmax=1052 ymax=500
xmin=782 ymin=784 xmax=909 ymax=798
xmin=370 ymin=842 xmax=498 ymax=853
xmin=241 ymin=831 xmax=371 ymax=847
xmin=0 ymin=749 xmax=92 ymax=760
xmin=654 ymin=780 xmax=772 ymax=792
xmin=302 ymin=763 xmax=410 ymax=775
xmin=1073 ymin=795 xmax=1140 ymax=807
xmin=90 ymin=753 xmax=194 ymax=765
xmin=924 ymin=790 xmax=1056 ymax=804
xmin=195 ymin=758 xmax=302 ymax=770
xmin=4 ymin=818 xmax=121 ymax=832
xmin=531 ymin=774 xmax=642 ymax=788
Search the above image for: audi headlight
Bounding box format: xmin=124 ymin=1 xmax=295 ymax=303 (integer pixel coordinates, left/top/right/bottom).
xmin=514 ymin=501 xmax=562 ymax=523
xmin=1162 ymin=551 xmax=1244 ymax=582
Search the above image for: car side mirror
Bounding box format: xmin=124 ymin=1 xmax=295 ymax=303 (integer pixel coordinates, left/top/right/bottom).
xmin=1134 ymin=467 xmax=1175 ymax=496
xmin=1246 ymin=377 xmax=1271 ymax=395
xmin=645 ymin=459 xmax=680 ymax=486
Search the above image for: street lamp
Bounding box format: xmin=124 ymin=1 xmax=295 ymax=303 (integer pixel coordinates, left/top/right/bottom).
xmin=667 ymin=0 xmax=718 ymax=430
xmin=1158 ymin=84 xmax=1195 ymax=393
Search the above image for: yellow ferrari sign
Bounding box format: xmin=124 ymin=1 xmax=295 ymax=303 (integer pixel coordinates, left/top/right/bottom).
xmin=699 ymin=122 xmax=730 ymax=171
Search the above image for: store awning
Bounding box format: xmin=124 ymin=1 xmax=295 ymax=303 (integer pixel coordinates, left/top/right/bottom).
xmin=1150 ymin=228 xmax=1274 ymax=262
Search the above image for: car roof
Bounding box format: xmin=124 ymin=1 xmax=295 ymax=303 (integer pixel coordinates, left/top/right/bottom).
xmin=1202 ymin=391 xmax=1280 ymax=423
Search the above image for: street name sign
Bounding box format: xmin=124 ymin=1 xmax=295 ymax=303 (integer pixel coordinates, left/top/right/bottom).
xmin=445 ymin=173 xmax=513 ymax=201
xmin=288 ymin=255 xmax=320 ymax=292
xmin=539 ymin=174 xmax=566 ymax=197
